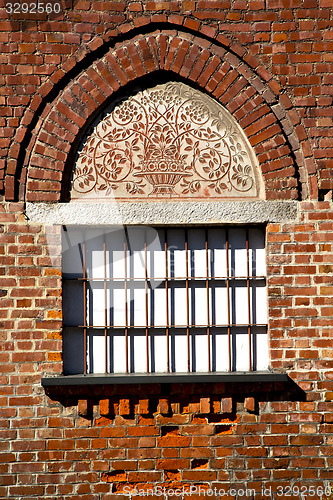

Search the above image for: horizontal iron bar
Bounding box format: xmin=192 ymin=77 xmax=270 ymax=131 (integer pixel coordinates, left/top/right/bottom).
xmin=69 ymin=276 xmax=266 ymax=281
xmin=74 ymin=324 xmax=267 ymax=329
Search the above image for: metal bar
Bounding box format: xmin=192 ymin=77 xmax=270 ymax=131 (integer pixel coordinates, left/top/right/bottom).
xmin=103 ymin=240 xmax=108 ymax=374
xmin=225 ymin=229 xmax=231 ymax=372
xmin=246 ymin=228 xmax=252 ymax=371
xmin=82 ymin=242 xmax=87 ymax=375
xmin=185 ymin=229 xmax=190 ymax=372
xmin=78 ymin=323 xmax=266 ymax=329
xmin=76 ymin=275 xmax=266 ymax=282
xmin=124 ymin=232 xmax=129 ymax=374
xmin=205 ymin=229 xmax=211 ymax=372
xmin=165 ymin=229 xmax=170 ymax=373
xmin=144 ymin=231 xmax=149 ymax=373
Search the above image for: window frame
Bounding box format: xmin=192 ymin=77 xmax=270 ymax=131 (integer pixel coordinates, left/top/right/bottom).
xmin=61 ymin=223 xmax=269 ymax=377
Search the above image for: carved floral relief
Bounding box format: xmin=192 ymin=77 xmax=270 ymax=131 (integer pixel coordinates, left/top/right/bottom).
xmin=71 ymin=82 xmax=261 ymax=200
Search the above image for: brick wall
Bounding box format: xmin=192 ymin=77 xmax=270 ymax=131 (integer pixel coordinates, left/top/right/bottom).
xmin=0 ymin=0 xmax=332 ymax=201
xmin=1 ymin=1 xmax=333 ymax=498
xmin=0 ymin=201 xmax=332 ymax=497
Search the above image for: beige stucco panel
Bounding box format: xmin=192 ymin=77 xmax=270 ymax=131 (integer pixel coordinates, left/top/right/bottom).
xmin=71 ymin=82 xmax=264 ymax=201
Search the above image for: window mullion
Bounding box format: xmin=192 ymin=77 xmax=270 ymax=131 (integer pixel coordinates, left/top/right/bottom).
xmin=103 ymin=239 xmax=108 ymax=374
xmin=144 ymin=231 xmax=149 ymax=373
xmin=124 ymin=233 xmax=129 ymax=374
xmin=185 ymin=229 xmax=190 ymax=373
xmin=246 ymin=228 xmax=252 ymax=371
xmin=165 ymin=229 xmax=170 ymax=373
xmin=82 ymin=242 xmax=87 ymax=375
xmin=225 ymin=229 xmax=231 ymax=372
xmin=205 ymin=229 xmax=211 ymax=372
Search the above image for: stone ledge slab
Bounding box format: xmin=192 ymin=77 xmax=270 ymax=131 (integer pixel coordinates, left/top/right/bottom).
xmin=26 ymin=201 xmax=299 ymax=225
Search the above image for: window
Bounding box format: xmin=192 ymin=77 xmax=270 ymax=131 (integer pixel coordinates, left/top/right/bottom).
xmin=62 ymin=225 xmax=268 ymax=375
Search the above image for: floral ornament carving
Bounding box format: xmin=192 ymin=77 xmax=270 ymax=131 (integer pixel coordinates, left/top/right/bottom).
xmin=71 ymin=82 xmax=260 ymax=200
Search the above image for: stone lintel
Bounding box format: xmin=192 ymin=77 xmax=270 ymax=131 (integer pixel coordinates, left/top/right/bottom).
xmin=26 ymin=201 xmax=299 ymax=226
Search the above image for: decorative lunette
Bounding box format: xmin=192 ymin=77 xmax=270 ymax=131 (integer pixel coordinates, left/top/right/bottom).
xmin=71 ymin=82 xmax=261 ymax=200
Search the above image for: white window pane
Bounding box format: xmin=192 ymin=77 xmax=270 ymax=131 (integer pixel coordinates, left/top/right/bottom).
xmin=111 ymin=332 xmax=127 ymax=373
xmin=87 ymin=330 xmax=105 ymax=374
xmin=62 ymin=230 xmax=84 ymax=277
xmin=192 ymin=330 xmax=209 ymax=372
xmin=127 ymin=228 xmax=146 ymax=279
xmin=111 ymin=285 xmax=126 ymax=327
xmin=151 ymin=287 xmax=167 ymax=327
xmin=168 ymin=229 xmax=186 ymax=277
xmin=105 ymin=229 xmax=126 ymax=280
xmin=91 ymin=250 xmax=106 ymax=279
xmin=192 ymin=285 xmax=208 ymax=325
xmin=229 ymin=228 xmax=247 ymax=277
xmin=231 ymin=283 xmax=248 ymax=324
xmin=251 ymin=282 xmax=267 ymax=324
xmin=249 ymin=228 xmax=266 ymax=276
xmin=129 ymin=330 xmax=147 ymax=373
xmin=188 ymin=228 xmax=206 ymax=277
xmin=88 ymin=283 xmax=105 ymax=326
xmin=209 ymin=228 xmax=227 ymax=277
xmin=85 ymin=231 xmax=104 ymax=279
xmin=253 ymin=328 xmax=269 ymax=370
xmin=128 ymin=286 xmax=146 ymax=326
xmin=151 ymin=331 xmax=168 ymax=373
xmin=170 ymin=285 xmax=187 ymax=326
xmin=146 ymin=227 xmax=163 ymax=279
xmin=170 ymin=330 xmax=188 ymax=372
xmin=211 ymin=330 xmax=229 ymax=372
xmin=113 ymin=251 xmax=125 ymax=279
xmin=212 ymin=284 xmax=228 ymax=325
xmin=233 ymin=329 xmax=250 ymax=371
xmin=149 ymin=229 xmax=165 ymax=280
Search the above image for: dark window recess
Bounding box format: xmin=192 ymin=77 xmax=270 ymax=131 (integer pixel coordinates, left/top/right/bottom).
xmin=62 ymin=226 xmax=268 ymax=375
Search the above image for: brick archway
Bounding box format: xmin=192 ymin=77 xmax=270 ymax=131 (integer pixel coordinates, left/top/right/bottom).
xmin=6 ymin=28 xmax=315 ymax=201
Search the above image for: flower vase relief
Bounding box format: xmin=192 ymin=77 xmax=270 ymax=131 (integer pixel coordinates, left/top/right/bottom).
xmin=72 ymin=82 xmax=260 ymax=201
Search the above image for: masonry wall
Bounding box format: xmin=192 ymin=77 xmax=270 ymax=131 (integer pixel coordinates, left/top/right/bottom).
xmin=0 ymin=201 xmax=333 ymax=498
xmin=0 ymin=0 xmax=332 ymax=201
xmin=1 ymin=1 xmax=333 ymax=498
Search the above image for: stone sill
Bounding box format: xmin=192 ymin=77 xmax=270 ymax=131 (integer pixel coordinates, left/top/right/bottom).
xmin=41 ymin=371 xmax=289 ymax=387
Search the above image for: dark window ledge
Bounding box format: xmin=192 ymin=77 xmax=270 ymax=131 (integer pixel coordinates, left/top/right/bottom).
xmin=42 ymin=371 xmax=289 ymax=387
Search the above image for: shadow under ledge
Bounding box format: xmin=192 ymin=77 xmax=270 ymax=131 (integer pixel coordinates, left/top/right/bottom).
xmin=41 ymin=371 xmax=307 ymax=406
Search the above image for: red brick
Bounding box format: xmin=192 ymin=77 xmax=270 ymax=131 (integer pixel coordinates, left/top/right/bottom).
xmin=157 ymin=399 xmax=169 ymax=414
xmin=200 ymin=398 xmax=210 ymax=414
xmin=78 ymin=400 xmax=88 ymax=417
xmin=244 ymin=398 xmax=255 ymax=412
xmin=119 ymin=399 xmax=130 ymax=416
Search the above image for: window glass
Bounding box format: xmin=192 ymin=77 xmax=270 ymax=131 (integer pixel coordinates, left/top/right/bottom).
xmin=62 ymin=226 xmax=268 ymax=375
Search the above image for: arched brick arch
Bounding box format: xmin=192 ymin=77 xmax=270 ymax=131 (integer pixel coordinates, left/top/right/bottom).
xmin=6 ymin=28 xmax=316 ymax=201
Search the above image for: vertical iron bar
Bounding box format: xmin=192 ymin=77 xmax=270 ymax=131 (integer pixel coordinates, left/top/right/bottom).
xmin=144 ymin=231 xmax=149 ymax=373
xmin=225 ymin=229 xmax=231 ymax=372
xmin=165 ymin=229 xmax=170 ymax=373
xmin=185 ymin=229 xmax=190 ymax=372
xmin=82 ymin=242 xmax=87 ymax=374
xmin=205 ymin=229 xmax=211 ymax=372
xmin=246 ymin=228 xmax=252 ymax=371
xmin=104 ymin=240 xmax=108 ymax=374
xmin=124 ymin=233 xmax=129 ymax=374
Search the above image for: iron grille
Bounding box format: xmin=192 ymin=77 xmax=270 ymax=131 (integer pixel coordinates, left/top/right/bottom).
xmin=62 ymin=226 xmax=268 ymax=375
